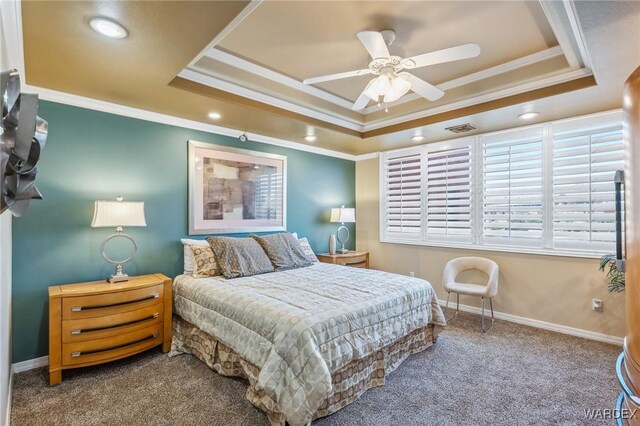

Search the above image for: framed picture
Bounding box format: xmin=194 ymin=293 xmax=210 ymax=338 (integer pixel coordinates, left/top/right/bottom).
xmin=188 ymin=140 xmax=287 ymax=235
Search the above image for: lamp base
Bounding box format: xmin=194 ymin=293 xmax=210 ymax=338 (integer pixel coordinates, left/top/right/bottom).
xmin=107 ymin=273 xmax=129 ymax=283
xmin=107 ymin=263 xmax=129 ymax=283
xmin=336 ymin=224 xmax=350 ymax=255
xmin=100 ymin=232 xmax=137 ymax=284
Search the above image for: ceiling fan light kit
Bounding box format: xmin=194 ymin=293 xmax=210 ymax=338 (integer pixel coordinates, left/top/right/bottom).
xmin=303 ymin=30 xmax=481 ymax=112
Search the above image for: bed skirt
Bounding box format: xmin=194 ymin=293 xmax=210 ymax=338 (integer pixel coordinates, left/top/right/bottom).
xmin=169 ymin=315 xmax=439 ymax=425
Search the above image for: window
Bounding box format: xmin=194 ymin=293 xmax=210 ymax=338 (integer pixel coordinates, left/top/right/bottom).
xmin=480 ymin=127 xmax=544 ymax=247
xmin=424 ymin=140 xmax=474 ymax=243
xmin=379 ymin=110 xmax=624 ymax=257
xmin=381 ymin=148 xmax=422 ymax=240
xmin=551 ymin=116 xmax=625 ymax=252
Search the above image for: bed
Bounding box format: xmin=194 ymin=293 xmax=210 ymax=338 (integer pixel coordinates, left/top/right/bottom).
xmin=170 ymin=262 xmax=446 ymax=426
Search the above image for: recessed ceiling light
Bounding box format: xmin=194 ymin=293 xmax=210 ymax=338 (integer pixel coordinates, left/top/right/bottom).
xmin=208 ymin=112 xmax=221 ymax=120
xmin=518 ymin=112 xmax=540 ymax=120
xmin=89 ymin=17 xmax=128 ymax=39
xmin=411 ymin=135 xmax=425 ymax=142
xmin=305 ymin=135 xmax=317 ymax=143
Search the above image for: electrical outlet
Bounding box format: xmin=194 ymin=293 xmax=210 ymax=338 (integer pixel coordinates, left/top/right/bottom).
xmin=592 ymin=299 xmax=603 ymax=312
xmin=409 ymin=271 xmax=415 ymax=277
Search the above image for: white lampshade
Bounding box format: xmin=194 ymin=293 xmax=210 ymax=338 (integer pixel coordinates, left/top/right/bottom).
xmin=91 ymin=201 xmax=147 ymax=228
xmin=330 ymin=207 xmax=356 ymax=223
xmin=363 ymin=75 xmax=391 ymax=100
xmin=384 ymin=75 xmax=412 ymax=103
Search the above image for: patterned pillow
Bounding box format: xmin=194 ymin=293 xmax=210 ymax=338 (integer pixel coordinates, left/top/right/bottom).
xmin=252 ymin=233 xmax=314 ymax=271
xmin=206 ymin=237 xmax=274 ymax=279
xmin=181 ymin=238 xmax=209 ymax=274
xmin=298 ymin=237 xmax=318 ymax=262
xmin=189 ymin=245 xmax=220 ymax=278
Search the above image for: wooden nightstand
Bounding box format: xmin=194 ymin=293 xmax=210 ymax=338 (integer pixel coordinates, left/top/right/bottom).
xmin=316 ymin=251 xmax=369 ymax=269
xmin=48 ymin=273 xmax=172 ymax=386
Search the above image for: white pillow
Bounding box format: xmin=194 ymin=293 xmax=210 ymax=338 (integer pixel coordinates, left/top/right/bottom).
xmin=297 ymin=237 xmax=318 ymax=263
xmin=181 ymin=238 xmax=209 ymax=274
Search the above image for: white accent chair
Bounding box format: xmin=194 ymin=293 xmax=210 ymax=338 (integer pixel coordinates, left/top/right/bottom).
xmin=443 ymin=257 xmax=499 ymax=332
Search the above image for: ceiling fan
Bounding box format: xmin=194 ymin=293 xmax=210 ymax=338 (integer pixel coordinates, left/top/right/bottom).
xmin=303 ymin=30 xmax=481 ymax=111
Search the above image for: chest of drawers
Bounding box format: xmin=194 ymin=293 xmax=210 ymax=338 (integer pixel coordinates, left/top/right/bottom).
xmin=48 ymin=274 xmax=172 ymax=385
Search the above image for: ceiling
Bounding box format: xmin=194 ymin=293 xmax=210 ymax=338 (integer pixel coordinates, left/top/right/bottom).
xmin=20 ymin=1 xmax=640 ymax=156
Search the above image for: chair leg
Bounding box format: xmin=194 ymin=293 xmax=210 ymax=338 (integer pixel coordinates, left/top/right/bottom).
xmin=445 ymin=292 xmax=450 ymax=314
xmin=444 ymin=292 xmax=459 ymax=323
xmin=490 ymin=298 xmax=495 ymax=321
xmin=481 ymin=297 xmax=495 ymax=333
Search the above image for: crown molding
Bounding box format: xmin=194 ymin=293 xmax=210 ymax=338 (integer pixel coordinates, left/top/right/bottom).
xmin=361 ymin=46 xmax=565 ymax=114
xmin=186 ymin=0 xmax=263 ymax=69
xmin=181 ymin=55 xmax=592 ymax=135
xmin=177 ymin=0 xmax=592 ymax=137
xmin=364 ymin=68 xmax=593 ymax=131
xmin=539 ymin=0 xmax=593 ymax=72
xmin=185 ymin=44 xmax=576 ymax=133
xmin=203 ymin=47 xmax=356 ymax=110
xmin=563 ymin=1 xmax=594 ymax=73
xmin=4 ymin=0 xmax=357 ymax=161
xmin=26 ymin=84 xmax=359 ymax=161
xmin=354 ymin=152 xmax=380 ymax=161
xmin=179 ymin=68 xmax=364 ymax=132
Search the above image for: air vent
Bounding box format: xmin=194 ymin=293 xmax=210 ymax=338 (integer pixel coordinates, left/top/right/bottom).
xmin=445 ymin=123 xmax=477 ymax=134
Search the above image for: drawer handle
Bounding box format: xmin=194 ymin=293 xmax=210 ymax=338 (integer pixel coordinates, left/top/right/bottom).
xmin=70 ymin=292 xmax=161 ymax=312
xmin=69 ymin=333 xmax=160 ymax=358
xmin=69 ymin=312 xmax=161 ymax=335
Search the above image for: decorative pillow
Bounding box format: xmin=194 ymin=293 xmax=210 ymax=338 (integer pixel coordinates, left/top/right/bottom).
xmin=206 ymin=237 xmax=274 ymax=279
xmin=298 ymin=237 xmax=318 ymax=263
xmin=181 ymin=238 xmax=209 ymax=274
xmin=252 ymin=233 xmax=314 ymax=271
xmin=189 ymin=245 xmax=220 ymax=278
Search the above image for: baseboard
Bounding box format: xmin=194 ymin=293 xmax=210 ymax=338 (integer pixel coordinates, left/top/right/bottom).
xmin=8 ymin=307 xmax=624 ymax=377
xmin=4 ymin=366 xmax=13 ymax=426
xmin=438 ymin=299 xmax=624 ymax=346
xmin=11 ymin=356 xmax=48 ymax=374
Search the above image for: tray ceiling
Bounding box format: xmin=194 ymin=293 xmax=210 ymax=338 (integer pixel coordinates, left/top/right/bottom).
xmin=178 ymin=0 xmax=593 ymax=136
xmin=216 ymin=1 xmax=558 ymax=101
xmin=19 ymin=1 xmax=640 ymax=155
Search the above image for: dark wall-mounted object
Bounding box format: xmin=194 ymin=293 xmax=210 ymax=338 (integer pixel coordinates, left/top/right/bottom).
xmin=0 ymin=69 xmax=48 ymax=216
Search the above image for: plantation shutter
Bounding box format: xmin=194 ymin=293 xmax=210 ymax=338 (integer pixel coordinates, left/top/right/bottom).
xmin=255 ymin=172 xmax=283 ymax=220
xmin=425 ymin=140 xmax=474 ymax=243
xmin=480 ymin=127 xmax=544 ymax=247
xmin=551 ymin=115 xmax=624 ymax=252
xmin=381 ymin=149 xmax=423 ymax=240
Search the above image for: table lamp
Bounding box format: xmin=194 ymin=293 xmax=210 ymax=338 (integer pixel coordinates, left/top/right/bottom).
xmin=91 ymin=196 xmax=147 ymax=283
xmin=330 ymin=205 xmax=355 ymax=254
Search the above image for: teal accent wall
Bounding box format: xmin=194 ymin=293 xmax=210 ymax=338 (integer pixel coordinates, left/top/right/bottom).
xmin=12 ymin=101 xmax=355 ymax=362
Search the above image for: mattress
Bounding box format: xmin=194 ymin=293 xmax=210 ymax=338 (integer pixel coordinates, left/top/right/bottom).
xmin=172 ymin=263 xmax=446 ymax=426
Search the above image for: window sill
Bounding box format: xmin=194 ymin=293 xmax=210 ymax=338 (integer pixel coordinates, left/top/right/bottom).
xmin=379 ymin=238 xmax=607 ymax=259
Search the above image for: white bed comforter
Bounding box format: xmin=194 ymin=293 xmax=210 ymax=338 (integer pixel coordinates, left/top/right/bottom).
xmin=173 ymin=263 xmax=445 ymax=425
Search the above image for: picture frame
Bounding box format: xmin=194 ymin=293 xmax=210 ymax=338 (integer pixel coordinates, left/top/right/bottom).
xmin=188 ymin=140 xmax=287 ymax=235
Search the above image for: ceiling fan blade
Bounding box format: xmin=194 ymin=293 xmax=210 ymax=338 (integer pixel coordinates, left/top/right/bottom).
xmin=357 ymin=31 xmax=390 ymax=60
xmin=408 ymin=74 xmax=445 ymax=101
xmin=405 ymin=43 xmax=481 ymax=69
xmin=303 ymin=69 xmax=371 ymax=85
xmin=351 ymin=91 xmax=371 ymax=111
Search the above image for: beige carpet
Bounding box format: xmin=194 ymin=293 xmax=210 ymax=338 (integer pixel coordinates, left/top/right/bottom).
xmin=11 ymin=312 xmax=620 ymax=425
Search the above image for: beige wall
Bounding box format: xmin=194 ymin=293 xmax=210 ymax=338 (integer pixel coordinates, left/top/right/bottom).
xmin=356 ymin=157 xmax=626 ymax=339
